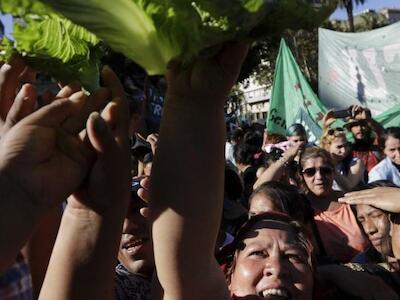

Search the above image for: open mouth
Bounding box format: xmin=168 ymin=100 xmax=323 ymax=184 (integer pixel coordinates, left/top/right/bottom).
xmin=259 ymin=288 xmax=291 ymax=299
xmin=123 ymin=237 xmax=148 ymax=252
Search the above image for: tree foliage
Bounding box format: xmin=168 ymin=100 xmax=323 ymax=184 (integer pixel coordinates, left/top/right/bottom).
xmin=238 ymin=28 xmax=320 ymax=92
xmin=338 ymin=0 xmax=366 ymax=32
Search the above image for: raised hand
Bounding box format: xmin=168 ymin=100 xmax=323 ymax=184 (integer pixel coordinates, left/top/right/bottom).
xmin=322 ymin=110 xmax=336 ymax=130
xmin=146 ymin=133 xmax=158 ymax=155
xmin=0 ymin=56 xmax=37 ymax=136
xmin=166 ymin=41 xmax=248 ymax=105
xmin=339 ymin=187 xmax=400 ymax=213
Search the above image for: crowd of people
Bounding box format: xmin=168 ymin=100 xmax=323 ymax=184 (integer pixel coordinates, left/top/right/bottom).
xmin=0 ymin=41 xmax=399 ymax=300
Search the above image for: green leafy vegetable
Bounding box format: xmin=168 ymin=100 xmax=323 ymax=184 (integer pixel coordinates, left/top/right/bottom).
xmin=0 ymin=0 xmax=102 ymax=91
xmin=41 ymin=0 xmax=337 ymax=75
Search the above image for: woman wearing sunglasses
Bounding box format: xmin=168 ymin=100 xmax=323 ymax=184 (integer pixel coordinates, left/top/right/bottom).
xmin=299 ymin=147 xmax=368 ymax=263
xmin=320 ymin=127 xmax=365 ymax=192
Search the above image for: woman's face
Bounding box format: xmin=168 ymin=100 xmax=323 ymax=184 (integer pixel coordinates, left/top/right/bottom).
xmin=384 ymin=136 xmax=400 ymax=165
xmin=328 ymin=137 xmax=348 ymax=161
xmin=301 ymin=157 xmax=333 ymax=197
xmin=249 ymin=194 xmax=280 ymax=218
xmin=229 ymin=220 xmax=313 ymax=300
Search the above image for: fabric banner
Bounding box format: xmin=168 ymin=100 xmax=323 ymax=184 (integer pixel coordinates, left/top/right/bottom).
xmin=266 ymin=39 xmax=326 ymax=143
xmin=319 ymin=22 xmax=400 ymax=116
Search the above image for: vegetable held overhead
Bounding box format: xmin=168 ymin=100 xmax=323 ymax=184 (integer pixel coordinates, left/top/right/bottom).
xmin=0 ymin=0 xmax=102 ymax=90
xmin=41 ymin=0 xmax=337 ymax=75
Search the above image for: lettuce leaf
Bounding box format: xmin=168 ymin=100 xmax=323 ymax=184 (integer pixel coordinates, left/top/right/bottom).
xmin=0 ymin=0 xmax=102 ymax=91
xmin=41 ymin=0 xmax=336 ymax=75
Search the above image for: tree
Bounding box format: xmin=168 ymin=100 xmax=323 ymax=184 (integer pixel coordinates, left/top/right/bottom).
xmin=237 ymin=28 xmax=320 ymax=92
xmin=338 ymin=0 xmax=367 ymax=32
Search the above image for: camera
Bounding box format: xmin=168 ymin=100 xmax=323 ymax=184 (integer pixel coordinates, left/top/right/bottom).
xmin=333 ymin=109 xmax=352 ymax=119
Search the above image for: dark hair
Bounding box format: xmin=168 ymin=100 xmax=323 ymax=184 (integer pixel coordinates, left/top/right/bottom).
xmin=234 ymin=143 xmax=255 ymax=166
xmin=359 ymin=180 xmax=398 ymax=189
xmin=225 ymin=165 xmax=243 ymax=201
xmin=243 ymin=130 xmax=263 ymax=150
xmin=230 ymin=128 xmax=244 ymax=143
xmin=263 ymin=148 xmax=284 ymax=166
xmin=249 ymin=182 xmax=313 ymax=224
xmin=286 ymin=123 xmax=307 ymax=137
xmin=379 ymin=127 xmax=400 ymax=150
xmin=224 ymin=212 xmax=314 ymax=283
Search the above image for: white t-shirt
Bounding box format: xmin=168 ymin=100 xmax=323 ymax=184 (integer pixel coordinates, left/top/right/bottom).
xmin=368 ymin=157 xmax=400 ymax=186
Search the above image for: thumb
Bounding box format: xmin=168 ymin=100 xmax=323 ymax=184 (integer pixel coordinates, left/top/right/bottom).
xmin=86 ymin=112 xmax=117 ymax=155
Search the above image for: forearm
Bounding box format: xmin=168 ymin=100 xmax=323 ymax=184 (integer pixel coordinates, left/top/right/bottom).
xmin=253 ymin=160 xmax=285 ymax=189
xmin=0 ymin=175 xmax=42 ymax=271
xmin=23 ymin=206 xmax=62 ymax=299
xmin=254 ymin=158 xmax=287 ymax=189
xmin=150 ymin=98 xmax=227 ymax=297
xmin=333 ymin=172 xmax=352 ymax=192
xmin=39 ymin=205 xmax=125 ymax=300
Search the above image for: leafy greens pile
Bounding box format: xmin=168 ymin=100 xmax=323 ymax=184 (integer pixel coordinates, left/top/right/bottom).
xmin=1 ymin=0 xmax=336 ymax=89
xmin=0 ymin=0 xmax=102 ymax=91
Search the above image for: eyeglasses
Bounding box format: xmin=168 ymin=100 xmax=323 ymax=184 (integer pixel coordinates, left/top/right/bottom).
xmin=302 ymin=166 xmax=334 ymax=177
xmin=327 ymin=127 xmax=344 ymax=136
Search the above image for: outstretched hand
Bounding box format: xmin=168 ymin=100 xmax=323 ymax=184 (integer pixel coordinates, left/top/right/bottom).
xmin=322 ymin=110 xmax=336 ymax=129
xmin=339 ymin=187 xmax=400 ymax=213
xmin=0 ymin=67 xmax=113 ymax=212
xmin=0 ymin=56 xmax=37 ymax=136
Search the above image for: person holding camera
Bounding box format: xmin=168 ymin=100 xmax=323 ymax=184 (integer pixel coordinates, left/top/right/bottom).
xmin=344 ymin=105 xmax=384 ymax=173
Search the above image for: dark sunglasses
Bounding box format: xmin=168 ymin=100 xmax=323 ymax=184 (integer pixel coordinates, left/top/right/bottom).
xmin=327 ymin=127 xmax=344 ymax=135
xmin=302 ymin=166 xmax=334 ymax=177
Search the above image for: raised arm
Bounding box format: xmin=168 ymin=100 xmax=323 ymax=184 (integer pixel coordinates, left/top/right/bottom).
xmin=333 ymin=159 xmax=365 ymax=192
xmin=253 ymin=143 xmax=301 ymax=189
xmin=39 ymin=67 xmax=130 ymax=300
xmin=149 ymin=42 xmax=248 ymax=300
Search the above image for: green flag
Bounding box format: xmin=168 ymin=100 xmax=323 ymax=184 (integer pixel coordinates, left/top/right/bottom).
xmin=266 ymin=39 xmax=326 ymax=143
xmin=376 ymin=106 xmax=400 ymax=128
xmin=266 ymin=39 xmax=399 ymax=142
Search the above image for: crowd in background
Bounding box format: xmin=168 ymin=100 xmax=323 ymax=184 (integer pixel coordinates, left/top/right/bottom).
xmin=0 ymin=42 xmax=400 ymax=300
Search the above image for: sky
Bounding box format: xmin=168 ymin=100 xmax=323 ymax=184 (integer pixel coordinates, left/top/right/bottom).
xmin=330 ymin=0 xmax=400 ymax=20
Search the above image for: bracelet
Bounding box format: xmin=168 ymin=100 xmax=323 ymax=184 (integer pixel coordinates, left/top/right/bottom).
xmin=278 ymin=157 xmax=290 ymax=167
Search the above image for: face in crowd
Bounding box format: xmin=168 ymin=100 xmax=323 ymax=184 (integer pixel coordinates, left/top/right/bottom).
xmin=328 ymin=136 xmax=349 ymax=162
xmin=350 ymin=123 xmax=368 ymax=141
xmin=384 ymin=135 xmax=400 ymax=166
xmin=229 ymin=219 xmax=313 ymax=300
xmin=288 ymin=134 xmax=307 ymax=149
xmin=249 ymin=194 xmax=277 ymax=218
xmin=355 ymin=205 xmax=392 ymax=257
xmin=118 ymin=198 xmax=154 ymax=276
xmin=390 ymin=214 xmax=400 ymax=260
xmin=301 ymin=155 xmax=334 ymax=197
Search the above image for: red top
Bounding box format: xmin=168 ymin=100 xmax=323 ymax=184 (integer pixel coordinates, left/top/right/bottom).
xmin=314 ymin=203 xmax=368 ymax=263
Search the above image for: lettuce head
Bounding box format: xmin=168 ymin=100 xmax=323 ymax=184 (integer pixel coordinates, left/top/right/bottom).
xmin=0 ymin=0 xmax=102 ymax=91
xmin=41 ymin=0 xmax=337 ymax=75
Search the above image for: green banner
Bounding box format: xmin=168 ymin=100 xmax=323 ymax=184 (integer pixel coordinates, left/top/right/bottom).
xmin=266 ymin=39 xmax=326 ymax=143
xmin=266 ymin=39 xmax=400 ymax=141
